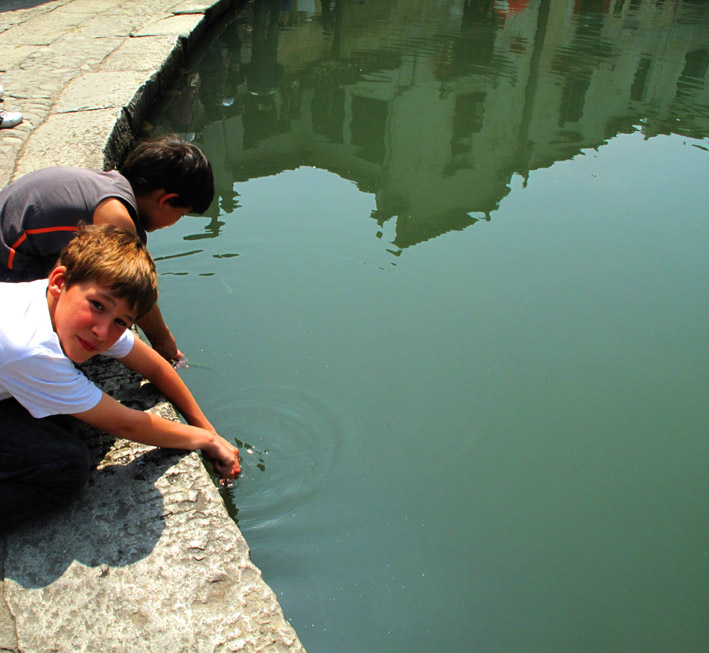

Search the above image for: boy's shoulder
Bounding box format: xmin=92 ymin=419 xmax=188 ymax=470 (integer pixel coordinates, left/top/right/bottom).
xmin=0 ymin=279 xmax=104 ymax=418
xmin=0 ymin=280 xmax=54 ymax=356
xmin=2 ymin=166 xmax=130 ymax=197
xmin=0 ymin=278 xmax=47 ymax=314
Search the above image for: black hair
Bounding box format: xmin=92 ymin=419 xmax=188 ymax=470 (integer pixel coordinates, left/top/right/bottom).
xmin=120 ymin=135 xmax=215 ymax=214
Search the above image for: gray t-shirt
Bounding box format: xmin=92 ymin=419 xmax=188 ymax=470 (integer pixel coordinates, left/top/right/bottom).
xmin=0 ymin=167 xmax=145 ymax=281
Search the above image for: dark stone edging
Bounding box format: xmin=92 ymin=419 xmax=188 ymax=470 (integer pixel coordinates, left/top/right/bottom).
xmin=102 ymin=0 xmax=236 ymax=171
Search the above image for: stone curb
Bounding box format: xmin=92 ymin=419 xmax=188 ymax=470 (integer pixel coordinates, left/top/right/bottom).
xmin=0 ymin=1 xmax=305 ymax=651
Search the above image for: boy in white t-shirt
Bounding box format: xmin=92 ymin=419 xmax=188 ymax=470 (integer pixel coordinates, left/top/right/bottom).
xmin=0 ymin=224 xmax=239 ymax=530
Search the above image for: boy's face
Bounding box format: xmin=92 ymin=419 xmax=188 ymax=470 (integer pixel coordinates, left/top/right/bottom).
xmin=47 ymin=268 xmax=136 ymax=364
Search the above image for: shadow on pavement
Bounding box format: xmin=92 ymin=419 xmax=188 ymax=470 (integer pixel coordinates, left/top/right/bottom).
xmin=2 ymin=446 xmax=187 ymax=589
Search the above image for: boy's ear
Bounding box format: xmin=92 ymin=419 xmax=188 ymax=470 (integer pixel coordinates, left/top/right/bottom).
xmin=47 ymin=266 xmax=67 ymax=299
xmin=156 ymin=190 xmax=179 ymax=207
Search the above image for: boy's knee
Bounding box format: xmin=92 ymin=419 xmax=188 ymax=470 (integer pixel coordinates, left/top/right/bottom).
xmin=0 ymin=441 xmax=91 ymax=530
xmin=48 ymin=440 xmax=91 ymax=504
xmin=64 ymin=444 xmax=90 ymax=494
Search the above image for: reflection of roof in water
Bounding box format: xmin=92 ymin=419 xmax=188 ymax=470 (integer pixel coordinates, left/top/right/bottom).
xmin=388 ymin=209 xmax=483 ymax=251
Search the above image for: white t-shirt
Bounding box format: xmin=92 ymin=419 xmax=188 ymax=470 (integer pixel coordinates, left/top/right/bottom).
xmin=0 ymin=279 xmax=134 ymax=418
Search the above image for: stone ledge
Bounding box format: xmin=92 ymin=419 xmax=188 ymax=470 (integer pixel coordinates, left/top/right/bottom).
xmin=3 ymin=354 xmax=304 ymax=652
xmin=14 ymin=108 xmax=130 ymax=174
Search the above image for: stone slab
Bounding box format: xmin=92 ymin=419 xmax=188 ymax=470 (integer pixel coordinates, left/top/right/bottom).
xmin=100 ymin=35 xmax=183 ymax=73
xmin=0 ymin=69 xmax=67 ymax=105
xmin=18 ymin=34 xmax=126 ymax=79
xmin=132 ymin=13 xmax=206 ymax=50
xmin=13 ymin=109 xmax=128 ymax=175
xmin=0 ymin=2 xmax=60 ymax=30
xmin=4 ymin=430 xmax=303 ymax=652
xmin=0 ymin=45 xmax=36 ymax=71
xmin=0 ymin=540 xmax=17 ymax=652
xmin=0 ymin=9 xmax=84 ymax=46
xmin=59 ymin=0 xmax=136 ymax=13
xmin=0 ymin=126 xmax=28 ymax=175
xmin=54 ymin=71 xmax=153 ymax=112
xmin=73 ymin=13 xmax=149 ymax=40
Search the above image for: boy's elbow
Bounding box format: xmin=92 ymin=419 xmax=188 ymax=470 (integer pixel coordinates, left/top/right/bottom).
xmin=106 ymin=408 xmax=151 ymax=442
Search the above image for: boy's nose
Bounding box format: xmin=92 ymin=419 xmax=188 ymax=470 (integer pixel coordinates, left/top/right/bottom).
xmin=92 ymin=318 xmax=111 ymax=341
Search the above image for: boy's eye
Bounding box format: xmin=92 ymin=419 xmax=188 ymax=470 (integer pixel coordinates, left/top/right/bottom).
xmin=115 ymin=319 xmax=131 ymax=329
xmin=90 ymin=300 xmax=104 ymax=312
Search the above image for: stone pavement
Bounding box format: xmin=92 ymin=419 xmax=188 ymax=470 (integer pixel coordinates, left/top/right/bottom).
xmin=0 ymin=1 xmax=305 ymax=651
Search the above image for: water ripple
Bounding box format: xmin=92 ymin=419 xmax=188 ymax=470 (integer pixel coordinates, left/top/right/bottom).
xmin=207 ymin=384 xmax=346 ymax=535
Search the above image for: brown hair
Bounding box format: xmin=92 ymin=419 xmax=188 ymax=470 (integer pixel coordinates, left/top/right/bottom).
xmin=57 ymin=223 xmax=158 ymax=319
xmin=120 ymin=135 xmax=215 ymax=214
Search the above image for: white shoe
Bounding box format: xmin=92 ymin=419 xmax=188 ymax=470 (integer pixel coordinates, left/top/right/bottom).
xmin=0 ymin=109 xmax=23 ymax=129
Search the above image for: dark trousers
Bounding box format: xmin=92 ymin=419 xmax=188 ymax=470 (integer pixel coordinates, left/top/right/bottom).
xmin=0 ymin=267 xmax=32 ymax=283
xmin=0 ymin=398 xmax=90 ymax=531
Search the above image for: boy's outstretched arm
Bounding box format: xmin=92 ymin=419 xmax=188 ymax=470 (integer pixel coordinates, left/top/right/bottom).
xmin=94 ymin=199 xmax=182 ymax=362
xmin=73 ymin=337 xmax=239 ymax=479
xmin=74 ymin=395 xmax=240 ymax=480
xmin=135 ymin=304 xmax=183 ymax=362
xmin=119 ymin=336 xmax=211 ymax=432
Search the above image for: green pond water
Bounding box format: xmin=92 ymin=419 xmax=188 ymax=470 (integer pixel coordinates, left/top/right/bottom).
xmin=145 ymin=0 xmax=709 ymax=650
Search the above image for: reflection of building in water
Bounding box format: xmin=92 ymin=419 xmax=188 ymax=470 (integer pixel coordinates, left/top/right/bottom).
xmin=526 ymin=0 xmax=709 ymax=171
xmin=188 ymin=0 xmax=708 ymax=249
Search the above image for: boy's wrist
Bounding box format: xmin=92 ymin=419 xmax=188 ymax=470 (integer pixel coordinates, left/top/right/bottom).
xmin=199 ymin=430 xmax=219 ymax=456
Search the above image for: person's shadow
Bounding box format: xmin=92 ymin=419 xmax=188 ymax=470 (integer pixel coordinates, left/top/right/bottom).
xmin=2 ymin=356 xmax=191 ymax=588
xmin=2 ymin=444 xmax=190 ymax=588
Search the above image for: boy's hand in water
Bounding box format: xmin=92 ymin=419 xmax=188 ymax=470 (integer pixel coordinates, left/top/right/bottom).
xmin=172 ymin=356 xmax=188 ymax=371
xmin=203 ymin=434 xmax=241 ymax=482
